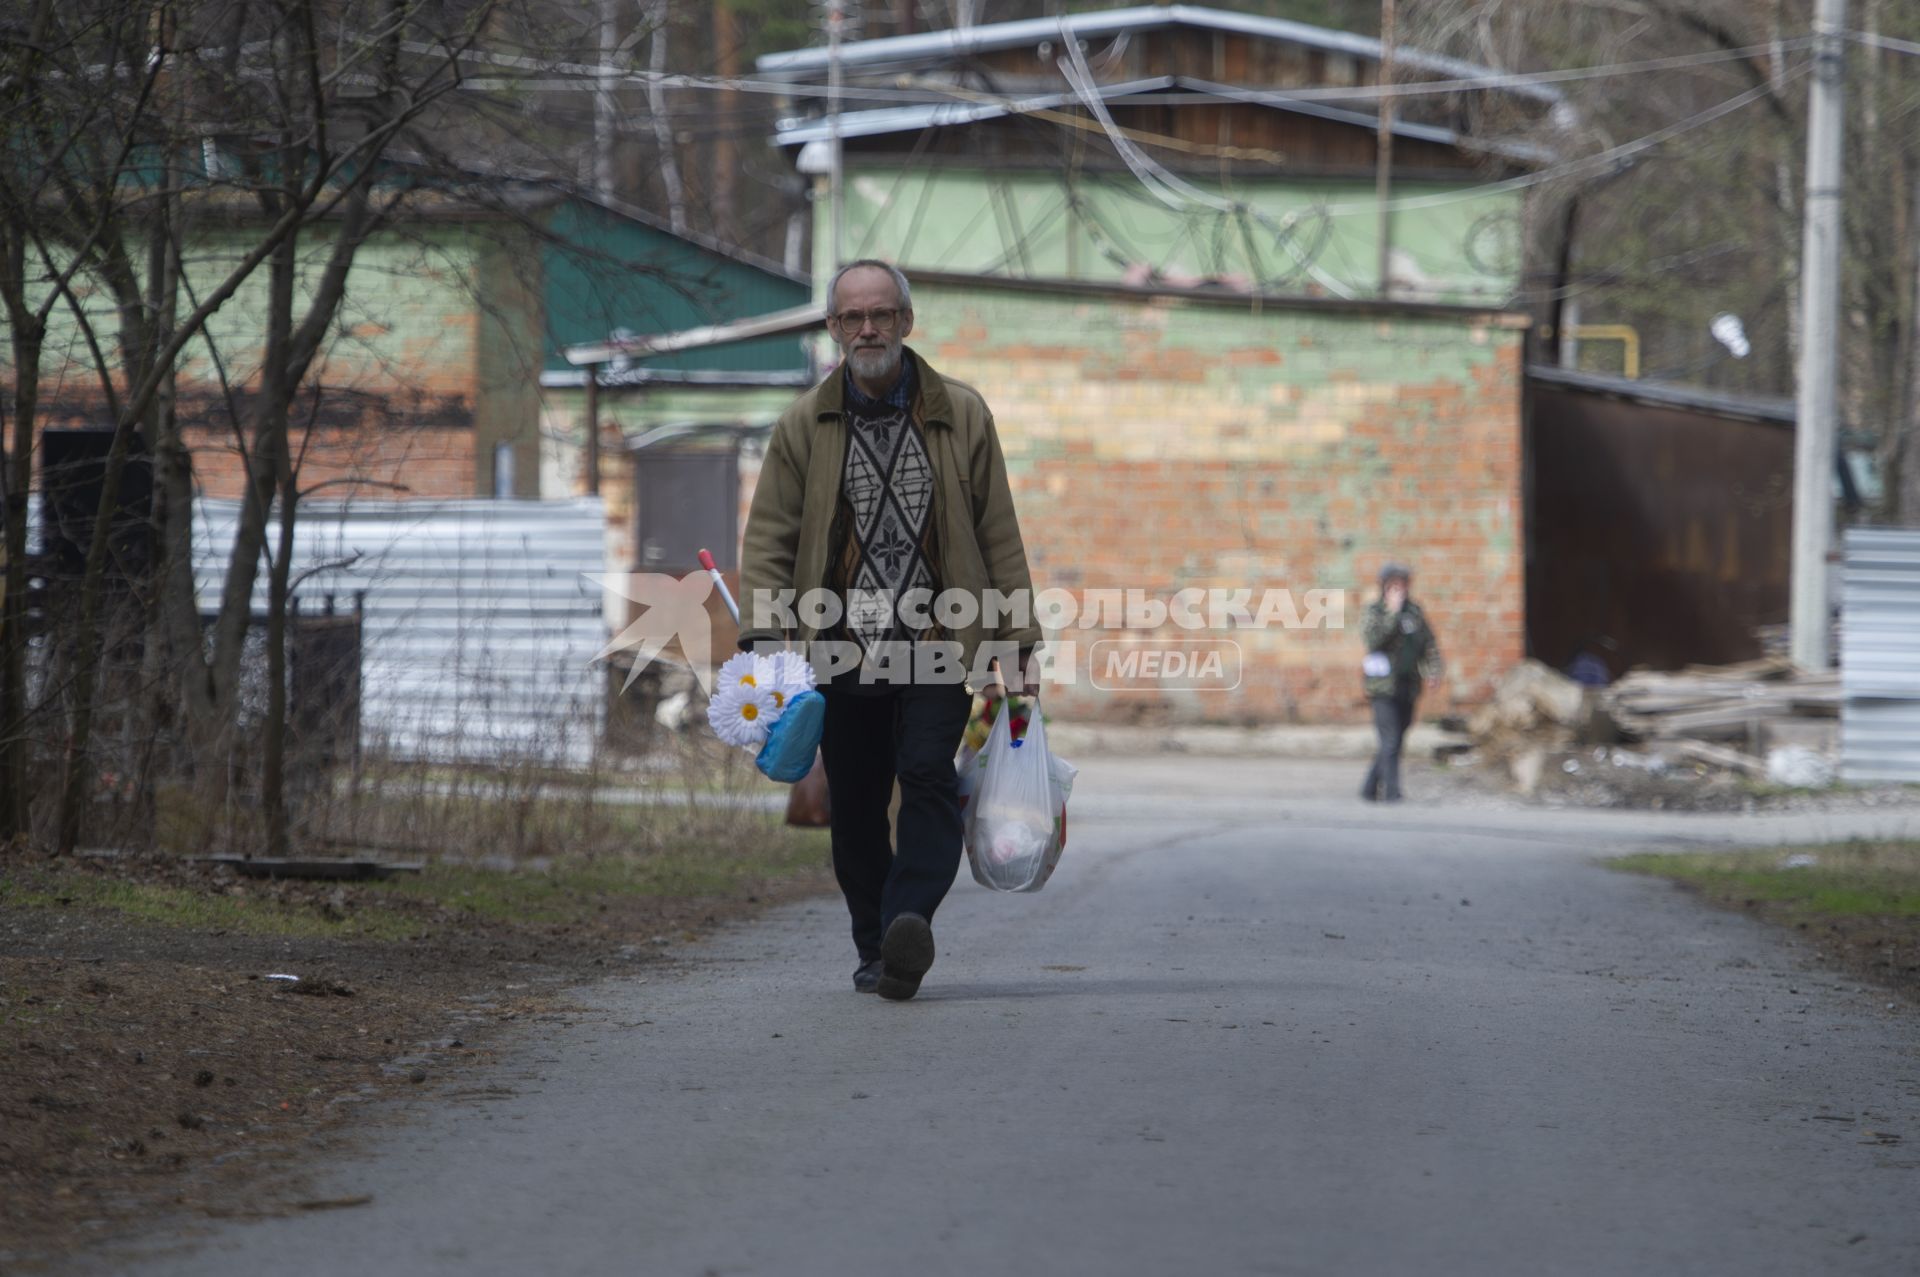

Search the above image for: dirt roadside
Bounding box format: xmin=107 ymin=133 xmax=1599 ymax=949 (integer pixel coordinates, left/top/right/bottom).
xmin=0 ymin=829 xmax=834 ymax=1270
xmin=1612 ymin=840 xmax=1920 ymax=1008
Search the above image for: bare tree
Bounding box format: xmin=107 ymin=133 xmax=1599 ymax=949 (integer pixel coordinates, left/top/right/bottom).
xmin=1 ymin=0 xmax=500 ymax=851
xmin=1408 ymin=0 xmax=1920 ymax=522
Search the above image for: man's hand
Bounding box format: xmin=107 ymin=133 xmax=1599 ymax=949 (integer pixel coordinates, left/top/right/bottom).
xmin=983 ymin=650 xmax=1041 ymax=701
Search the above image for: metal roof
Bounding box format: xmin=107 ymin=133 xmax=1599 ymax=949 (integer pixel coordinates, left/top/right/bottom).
xmin=1526 ymin=365 xmax=1796 ymax=425
xmin=1529 ymin=365 xmax=1880 ymax=508
xmin=382 ymin=151 xmax=806 ymax=285
xmin=772 ymin=73 xmax=1553 ymax=164
xmin=1183 ymin=77 xmax=1555 ymax=164
xmin=570 ymin=190 xmax=806 ymax=286
xmin=774 ymin=77 xmax=1169 ymax=145
xmin=755 ymin=5 xmax=1562 ymax=105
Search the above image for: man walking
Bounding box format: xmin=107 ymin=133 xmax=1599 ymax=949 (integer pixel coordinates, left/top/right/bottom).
xmin=738 ymin=260 xmax=1042 ymax=1000
xmin=1361 ymin=562 xmax=1442 ymax=803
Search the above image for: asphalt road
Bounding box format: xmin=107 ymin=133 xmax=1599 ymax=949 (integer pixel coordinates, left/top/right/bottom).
xmin=98 ymin=760 xmax=1920 ymax=1276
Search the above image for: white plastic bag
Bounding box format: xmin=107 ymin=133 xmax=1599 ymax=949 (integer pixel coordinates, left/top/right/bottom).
xmin=955 ymin=741 xmax=981 ymax=822
xmin=964 ymin=703 xmax=1076 ymax=892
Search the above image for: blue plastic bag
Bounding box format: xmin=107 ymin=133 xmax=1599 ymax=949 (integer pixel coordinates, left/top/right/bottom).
xmin=756 ymin=689 xmax=825 ymax=783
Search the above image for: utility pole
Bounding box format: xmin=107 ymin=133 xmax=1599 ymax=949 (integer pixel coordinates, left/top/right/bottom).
xmin=582 ymin=369 xmax=601 ymax=497
xmin=1374 ymin=0 xmax=1396 ymax=297
xmin=827 ymin=0 xmax=846 ymax=269
xmin=712 ymin=0 xmax=739 ymax=243
xmin=594 ymin=0 xmax=617 ymax=200
xmin=1790 ymin=0 xmax=1848 ymax=671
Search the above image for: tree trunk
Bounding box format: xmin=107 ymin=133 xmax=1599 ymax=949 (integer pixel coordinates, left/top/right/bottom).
xmin=201 ymin=182 xmax=375 ymax=745
xmin=649 ymin=3 xmax=688 ymax=233
xmin=0 ymin=226 xmax=44 ymax=846
xmin=53 ymin=188 xmax=188 ymax=853
xmin=263 ymin=467 xmax=296 ymax=857
xmin=203 ymin=236 xmax=295 ymax=738
xmin=52 ymin=409 xmax=150 ymax=854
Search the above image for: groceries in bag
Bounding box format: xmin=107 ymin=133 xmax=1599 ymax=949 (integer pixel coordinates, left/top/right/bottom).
xmin=955 ymin=693 xmax=1026 ymax=820
xmin=963 ymin=700 xmax=1077 ymax=892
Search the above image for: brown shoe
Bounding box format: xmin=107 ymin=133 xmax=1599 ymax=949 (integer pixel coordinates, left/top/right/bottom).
xmin=876 ymin=914 xmax=934 ymax=1001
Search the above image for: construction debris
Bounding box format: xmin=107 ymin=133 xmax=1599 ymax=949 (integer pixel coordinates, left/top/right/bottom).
xmin=1603 ymin=657 xmax=1840 ymax=741
xmin=1668 ymin=738 xmax=1768 ymax=779
xmin=1463 ymin=661 xmax=1614 ymax=791
xmin=1766 ymin=746 xmax=1837 ymax=789
xmin=1463 ymin=656 xmax=1841 ymax=793
xmin=1601 ymin=657 xmax=1840 ymax=780
xmin=1466 ymin=656 xmax=1589 ymax=737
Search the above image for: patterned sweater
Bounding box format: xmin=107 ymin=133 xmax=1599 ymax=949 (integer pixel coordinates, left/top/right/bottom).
xmin=828 ymin=355 xmax=945 ymax=667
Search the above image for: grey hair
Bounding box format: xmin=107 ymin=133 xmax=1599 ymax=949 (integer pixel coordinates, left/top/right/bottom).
xmin=828 ymin=259 xmax=913 ymax=313
xmin=1378 ymin=561 xmax=1412 ymax=586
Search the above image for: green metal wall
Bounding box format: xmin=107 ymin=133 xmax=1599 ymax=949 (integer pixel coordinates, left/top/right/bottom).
xmin=825 ymin=167 xmax=1524 ymax=305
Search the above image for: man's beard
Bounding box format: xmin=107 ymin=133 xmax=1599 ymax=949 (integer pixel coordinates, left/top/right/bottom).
xmin=846 ymin=337 xmax=903 ymax=384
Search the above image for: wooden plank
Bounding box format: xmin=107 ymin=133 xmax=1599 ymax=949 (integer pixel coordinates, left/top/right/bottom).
xmin=1670 ymin=738 xmax=1768 ymax=777
xmin=1674 ymin=656 xmax=1792 ymax=680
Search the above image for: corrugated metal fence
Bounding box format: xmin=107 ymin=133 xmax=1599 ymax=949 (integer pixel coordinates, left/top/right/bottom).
xmin=1841 ymin=526 xmax=1920 ymax=784
xmin=195 ymin=497 xmax=607 ymax=765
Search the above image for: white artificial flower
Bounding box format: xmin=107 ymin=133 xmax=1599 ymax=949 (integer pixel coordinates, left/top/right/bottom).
xmin=708 ymin=681 xmax=780 ymax=749
xmin=769 ymin=650 xmax=817 ymax=699
xmin=716 ymin=650 xmax=774 ymax=698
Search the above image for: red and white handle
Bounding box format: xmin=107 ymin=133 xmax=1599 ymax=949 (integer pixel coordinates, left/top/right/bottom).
xmin=698 ymin=549 xmax=741 ymax=625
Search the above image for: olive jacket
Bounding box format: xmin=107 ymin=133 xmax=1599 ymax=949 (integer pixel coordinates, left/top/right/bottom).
xmin=1361 ymin=599 xmax=1443 ymax=700
xmin=738 ymin=349 xmax=1043 ymax=677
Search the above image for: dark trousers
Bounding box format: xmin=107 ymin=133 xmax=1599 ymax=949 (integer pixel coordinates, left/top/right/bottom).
xmin=1363 ymin=691 xmax=1417 ymax=800
xmin=820 ymin=684 xmax=973 ymax=961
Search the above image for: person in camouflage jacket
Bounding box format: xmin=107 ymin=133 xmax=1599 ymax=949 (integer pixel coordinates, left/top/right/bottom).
xmin=1361 ymin=562 xmax=1443 ymax=802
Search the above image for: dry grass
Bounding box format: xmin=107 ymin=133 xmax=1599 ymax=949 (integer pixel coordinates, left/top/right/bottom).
xmin=1611 ymin=840 xmax=1920 ymax=1003
xmin=0 ymin=754 xmax=835 ymax=1267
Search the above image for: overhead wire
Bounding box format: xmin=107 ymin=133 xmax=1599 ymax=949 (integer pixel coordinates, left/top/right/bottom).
xmin=852 ymin=120 xmax=939 ymax=259
xmin=434 ymin=22 xmax=1826 ymax=286
xmin=956 ymin=61 xmax=1136 ymax=278
xmin=1847 ymin=28 xmax=1920 ymax=58
xmin=1056 ymin=24 xmax=1355 ymax=297
xmin=464 ymin=22 xmax=1826 ymax=286
xmin=1038 ymin=29 xmax=1809 ymax=297
xmin=1316 ymin=67 xmax=1809 ymax=218
xmin=424 ymin=35 xmax=1819 ymax=112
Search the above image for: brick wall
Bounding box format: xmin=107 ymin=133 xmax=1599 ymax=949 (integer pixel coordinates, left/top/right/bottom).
xmin=28 ymin=227 xmax=501 ymax=500
xmin=182 ymin=422 xmax=476 ymax=500
xmin=910 ymin=281 xmax=1526 ymax=725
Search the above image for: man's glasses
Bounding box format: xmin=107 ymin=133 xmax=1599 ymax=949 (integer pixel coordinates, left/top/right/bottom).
xmin=830 ymin=307 xmax=903 ymax=333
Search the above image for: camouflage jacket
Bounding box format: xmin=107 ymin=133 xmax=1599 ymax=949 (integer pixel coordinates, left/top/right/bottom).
xmin=1362 ymin=599 xmax=1443 ymax=699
